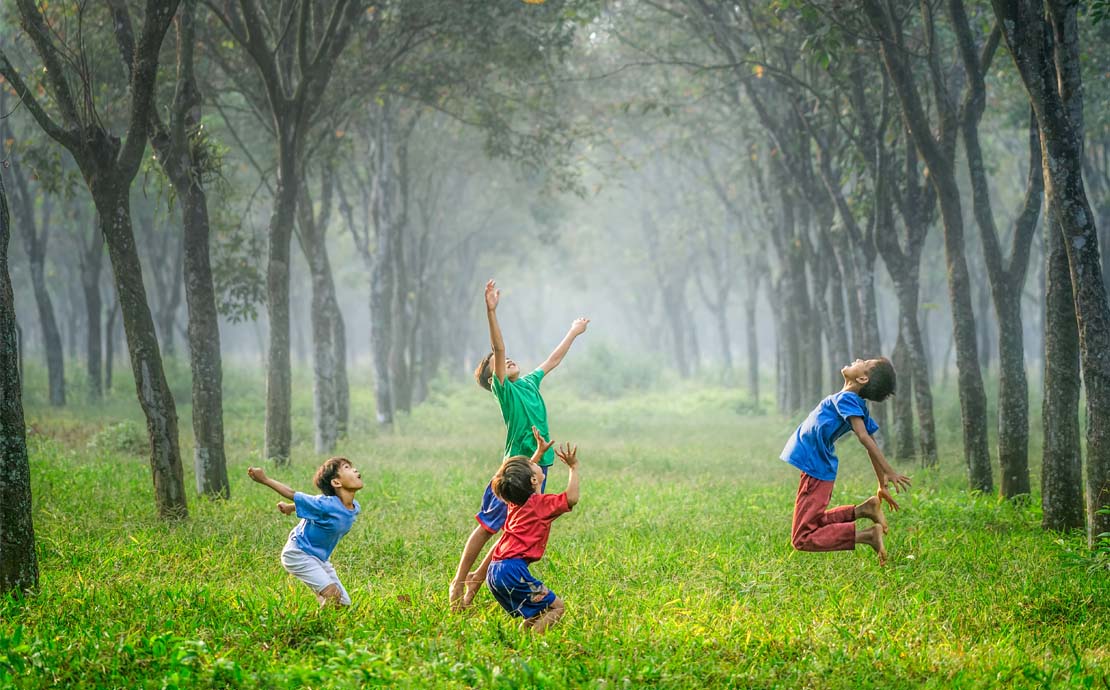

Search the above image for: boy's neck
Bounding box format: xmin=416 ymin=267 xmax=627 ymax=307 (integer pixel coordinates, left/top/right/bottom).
xmin=336 ymin=488 xmax=358 ymax=509
xmin=841 ymin=378 xmax=863 ymax=394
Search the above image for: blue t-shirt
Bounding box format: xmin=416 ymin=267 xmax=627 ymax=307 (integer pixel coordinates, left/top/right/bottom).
xmin=288 ymin=492 xmax=360 ymax=562
xmin=780 ymin=391 xmax=880 ymax=481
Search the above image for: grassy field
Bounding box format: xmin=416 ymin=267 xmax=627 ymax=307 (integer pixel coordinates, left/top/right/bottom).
xmin=1 ymin=361 xmax=1107 ymax=689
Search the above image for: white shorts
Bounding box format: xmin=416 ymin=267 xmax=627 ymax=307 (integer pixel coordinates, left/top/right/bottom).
xmin=280 ymin=541 xmax=351 ymax=605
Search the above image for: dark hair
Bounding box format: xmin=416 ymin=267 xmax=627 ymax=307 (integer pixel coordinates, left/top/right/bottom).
xmin=474 ymin=352 xmax=494 ymax=391
xmin=491 ymin=456 xmax=535 ymax=506
xmin=859 ymin=357 xmax=896 ymax=402
xmin=314 ymin=456 xmax=350 ymax=496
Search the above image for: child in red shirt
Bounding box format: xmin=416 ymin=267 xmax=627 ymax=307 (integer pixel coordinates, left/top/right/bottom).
xmin=486 ymin=431 xmax=580 ymax=633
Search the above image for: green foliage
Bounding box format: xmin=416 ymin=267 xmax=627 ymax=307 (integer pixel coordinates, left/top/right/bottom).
xmin=86 ymin=420 xmax=147 ymax=457
xmin=1089 ymin=0 xmax=1110 ymax=25
xmin=4 ymin=367 xmax=1108 ymax=688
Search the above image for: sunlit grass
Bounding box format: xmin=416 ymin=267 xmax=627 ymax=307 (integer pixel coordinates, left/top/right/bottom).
xmin=2 ymin=362 xmax=1106 ymax=689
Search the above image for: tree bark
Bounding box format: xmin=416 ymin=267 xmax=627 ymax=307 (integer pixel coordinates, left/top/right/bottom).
xmin=78 ymin=209 xmax=104 ymax=401
xmin=1041 ymin=211 xmax=1084 ymax=530
xmin=891 ymin=331 xmax=915 ymax=461
xmin=0 ymin=164 xmax=38 ymax=594
xmin=105 ymin=298 xmax=119 ymax=393
xmin=97 ymin=188 xmax=189 ymax=519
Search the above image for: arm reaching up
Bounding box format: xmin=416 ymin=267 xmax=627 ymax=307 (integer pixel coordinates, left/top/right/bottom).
xmin=555 ymin=442 xmax=580 ymax=508
xmin=529 ymin=425 xmax=555 ymax=464
xmin=485 ymin=279 xmax=507 ymax=385
xmin=247 ymin=466 xmax=296 ymax=501
xmin=540 ymin=318 xmax=590 ymax=375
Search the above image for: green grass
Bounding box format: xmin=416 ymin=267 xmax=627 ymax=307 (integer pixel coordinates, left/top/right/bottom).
xmin=2 ymin=361 xmax=1107 ymax=689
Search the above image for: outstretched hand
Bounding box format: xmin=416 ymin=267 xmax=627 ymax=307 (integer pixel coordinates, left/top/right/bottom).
xmin=877 ymin=472 xmax=911 ymax=511
xmin=277 ymin=501 xmax=295 ymax=516
xmin=555 ymin=442 xmax=579 ymax=468
xmin=247 ymin=466 xmax=268 ymax=484
xmin=532 ymin=426 xmax=555 ymax=460
xmin=570 ymin=318 xmax=590 ymax=336
xmin=485 ymin=279 xmax=500 ymax=311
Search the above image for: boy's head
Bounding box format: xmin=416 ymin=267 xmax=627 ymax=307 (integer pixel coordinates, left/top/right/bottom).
xmin=490 ymin=455 xmax=544 ymax=506
xmin=474 ymin=352 xmax=521 ymax=391
xmin=843 ymin=357 xmax=896 ymax=402
xmin=313 ymin=457 xmax=363 ymax=496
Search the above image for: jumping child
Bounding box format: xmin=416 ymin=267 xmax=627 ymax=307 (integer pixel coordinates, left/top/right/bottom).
xmin=247 ymin=458 xmax=362 ymax=606
xmin=487 ymin=430 xmax=580 ymax=633
xmin=448 ymin=279 xmax=588 ymax=610
xmin=781 ymin=357 xmax=911 ymax=564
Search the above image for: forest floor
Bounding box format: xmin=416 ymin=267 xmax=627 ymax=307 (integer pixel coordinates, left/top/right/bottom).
xmin=2 ymin=362 xmax=1107 ymax=689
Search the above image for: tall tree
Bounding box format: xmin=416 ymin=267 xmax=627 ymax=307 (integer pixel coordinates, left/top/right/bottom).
xmin=146 ymin=0 xmax=229 ymax=497
xmin=0 ymin=0 xmax=188 ymax=519
xmin=0 ymin=99 xmax=65 ymax=406
xmin=0 ymin=148 xmax=38 ymax=594
xmin=862 ymin=0 xmax=993 ymax=492
xmin=204 ymin=0 xmax=365 ymax=463
xmin=991 ymin=0 xmax=1110 ymax=545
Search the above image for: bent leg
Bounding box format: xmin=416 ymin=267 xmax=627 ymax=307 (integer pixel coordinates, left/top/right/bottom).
xmin=451 ymin=525 xmax=494 ymax=610
xmin=791 ymin=473 xmax=856 ymax=552
xmin=525 ymin=597 xmax=565 ymax=634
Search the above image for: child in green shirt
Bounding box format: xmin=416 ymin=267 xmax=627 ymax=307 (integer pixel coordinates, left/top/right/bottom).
xmin=448 ymin=279 xmax=588 ymax=610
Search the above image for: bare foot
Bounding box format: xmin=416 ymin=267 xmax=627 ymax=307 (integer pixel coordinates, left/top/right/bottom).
xmin=461 ymin=572 xmax=483 ymax=607
xmin=856 ymin=495 xmax=888 ymax=534
xmin=857 ymin=525 xmax=887 ymax=565
xmin=449 ymin=580 xmax=465 ymax=612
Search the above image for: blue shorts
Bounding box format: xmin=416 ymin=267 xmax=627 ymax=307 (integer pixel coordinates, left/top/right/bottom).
xmin=475 ymin=465 xmax=549 ymax=533
xmin=486 ymin=558 xmax=557 ymax=619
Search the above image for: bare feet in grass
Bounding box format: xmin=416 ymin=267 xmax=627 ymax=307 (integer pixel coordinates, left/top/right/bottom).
xmin=449 ymin=580 xmax=465 ymax=612
xmin=855 ymin=495 xmax=887 ymax=534
xmin=856 ymin=525 xmax=887 ymax=565
xmin=462 ymin=571 xmax=484 ymax=607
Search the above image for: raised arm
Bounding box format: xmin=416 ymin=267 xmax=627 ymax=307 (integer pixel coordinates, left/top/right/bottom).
xmin=539 ymin=318 xmax=590 ymax=375
xmin=529 ymin=426 xmax=555 ymax=464
xmin=849 ymin=417 xmax=911 ymax=510
xmin=555 ymin=442 xmax=580 ymax=508
xmin=247 ymin=466 xmax=296 ymax=500
xmin=485 ymin=280 xmax=507 ymax=385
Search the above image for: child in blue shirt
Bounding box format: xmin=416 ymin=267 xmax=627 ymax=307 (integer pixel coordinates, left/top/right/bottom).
xmin=781 ymin=358 xmax=911 ymax=564
xmin=248 ymin=457 xmax=362 ymax=606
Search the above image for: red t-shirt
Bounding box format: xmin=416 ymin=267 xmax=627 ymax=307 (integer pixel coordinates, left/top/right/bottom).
xmin=491 ymin=492 xmax=572 ymax=563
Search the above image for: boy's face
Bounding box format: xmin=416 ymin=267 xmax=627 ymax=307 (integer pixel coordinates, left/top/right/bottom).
xmin=841 ymin=358 xmax=881 ymax=384
xmin=488 ymin=354 xmax=521 ymax=382
xmin=332 ymin=462 xmax=364 ymax=493
xmin=529 ymin=462 xmax=545 ymax=494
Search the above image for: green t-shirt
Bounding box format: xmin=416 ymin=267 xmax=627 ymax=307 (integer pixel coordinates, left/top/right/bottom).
xmin=490 ymin=367 xmax=554 ymax=466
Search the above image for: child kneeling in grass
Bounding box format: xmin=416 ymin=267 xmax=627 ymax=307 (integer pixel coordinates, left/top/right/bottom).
xmin=781 ymin=357 xmax=911 ymax=564
xmin=247 ymin=458 xmax=362 ymax=606
xmin=486 ymin=429 xmax=579 ymax=633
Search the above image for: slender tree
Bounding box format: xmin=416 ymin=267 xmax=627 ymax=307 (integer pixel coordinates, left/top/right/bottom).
xmin=0 ymin=0 xmax=188 ymax=519
xmin=0 ymin=155 xmax=38 ymax=594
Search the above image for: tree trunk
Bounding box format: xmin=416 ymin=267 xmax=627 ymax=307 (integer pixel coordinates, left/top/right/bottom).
xmin=894 ymin=277 xmax=939 ymax=466
xmin=1041 ymin=212 xmax=1084 ymax=530
xmin=0 ymin=168 xmax=38 ymax=594
xmin=79 ymin=216 xmax=104 ymax=401
xmin=105 ymin=298 xmax=119 ymax=392
xmin=744 ymin=274 xmax=760 ymax=405
xmin=7 ymin=172 xmax=65 ymax=406
xmin=891 ymin=331 xmax=915 ymax=461
xmin=265 ymin=161 xmax=297 ymax=462
xmin=334 ymin=310 xmax=349 ymax=439
xmin=95 ymin=188 xmax=188 ymax=519
xmin=182 ymin=185 xmax=228 ymax=497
